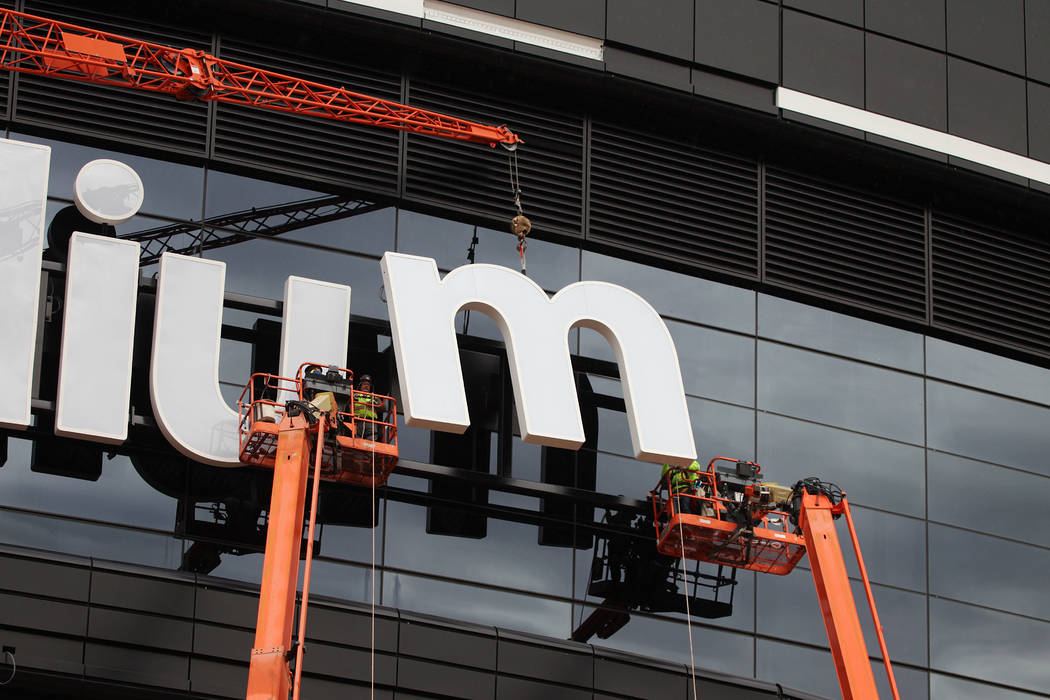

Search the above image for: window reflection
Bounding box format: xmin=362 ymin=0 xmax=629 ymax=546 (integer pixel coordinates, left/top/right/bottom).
xmin=383 ymin=501 xmax=572 ymax=598
xmin=758 ymin=294 xmax=923 ymax=371
xmin=688 ymin=396 xmax=755 ymax=463
xmin=396 ymin=210 xmax=475 ymax=271
xmin=0 ymin=508 xmax=181 ymax=569
xmin=581 ymin=251 xmax=755 ymax=333
xmin=204 ymin=169 xmax=325 ymax=217
xmin=929 ymin=524 xmax=1050 ymax=622
xmin=930 ymin=672 xmax=1046 ymax=700
xmin=844 ymin=506 xmax=925 ymax=591
xmin=930 ymin=597 xmax=1050 ymax=693
xmin=926 ymin=337 xmax=1050 ymax=406
xmin=383 ymin=570 xmax=570 ymax=639
xmin=758 ymin=414 xmax=925 ymax=517
xmin=0 ymin=438 xmax=178 ymax=531
xmin=928 ymin=451 xmax=1050 ymax=547
xmin=927 ymin=381 xmax=1050 ymax=476
xmin=12 ymin=132 xmax=205 ymax=220
xmin=758 ymin=341 xmax=925 ymax=444
xmin=470 ymin=225 xmax=580 ymax=293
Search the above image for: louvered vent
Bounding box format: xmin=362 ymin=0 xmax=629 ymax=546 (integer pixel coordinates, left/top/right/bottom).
xmin=932 ymin=214 xmax=1050 ymax=357
xmin=15 ymin=1 xmax=209 ymax=155
xmin=589 ymin=122 xmax=759 ymax=276
xmin=764 ymin=168 xmax=927 ymax=320
xmin=213 ymin=39 xmax=400 ymax=195
xmin=404 ymin=79 xmax=584 ymax=237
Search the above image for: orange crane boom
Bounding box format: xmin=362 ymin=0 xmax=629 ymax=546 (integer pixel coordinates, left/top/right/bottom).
xmin=0 ymin=8 xmax=522 ymax=147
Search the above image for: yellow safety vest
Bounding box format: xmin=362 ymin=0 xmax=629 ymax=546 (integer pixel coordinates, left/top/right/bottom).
xmin=662 ymin=460 xmax=702 ymax=493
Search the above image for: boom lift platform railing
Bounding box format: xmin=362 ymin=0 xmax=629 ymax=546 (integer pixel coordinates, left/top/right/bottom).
xmin=651 ymin=458 xmax=901 ymax=700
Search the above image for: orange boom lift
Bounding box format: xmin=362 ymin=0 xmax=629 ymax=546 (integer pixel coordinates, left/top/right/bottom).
xmin=651 ymin=458 xmax=902 ymax=700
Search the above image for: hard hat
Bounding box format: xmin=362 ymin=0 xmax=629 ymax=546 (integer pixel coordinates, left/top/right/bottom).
xmin=357 ymin=374 xmax=373 ymax=385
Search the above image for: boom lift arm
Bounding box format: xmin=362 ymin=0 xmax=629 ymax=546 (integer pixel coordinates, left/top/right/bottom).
xmin=651 ymin=460 xmax=901 ymax=700
xmin=0 ymin=8 xmax=522 ymax=147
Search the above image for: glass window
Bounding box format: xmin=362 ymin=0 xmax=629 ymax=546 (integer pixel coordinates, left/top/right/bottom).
xmin=926 ymin=381 xmax=1050 ymax=476
xmin=0 ymin=508 xmax=181 ymax=569
xmin=757 ymin=414 xmax=925 ymax=517
xmin=757 ymin=566 xmax=928 ymax=665
xmin=204 ymin=169 xmax=326 ymax=217
xmin=0 ymin=438 xmax=178 ymax=531
xmin=580 ymin=320 xmax=754 ymax=406
xmin=395 ymin=210 xmax=476 ymax=271
xmin=758 ymin=638 xmax=928 ymax=700
xmin=759 ymin=294 xmax=924 ymax=371
xmin=208 ymin=239 xmax=388 ymax=319
xmin=758 ymin=341 xmax=925 ymax=444
xmin=689 ymin=397 xmax=755 ymax=464
xmin=926 ymin=337 xmax=1050 ymax=406
xmin=929 ymin=524 xmax=1050 ymax=622
xmin=928 ymin=451 xmax=1050 ymax=548
xmin=280 ymin=207 xmax=395 ymax=259
xmin=594 ymin=451 xmax=662 ymax=499
xmin=844 ymin=506 xmax=926 ymax=591
xmin=470 ymin=225 xmax=580 ymax=293
xmin=589 ymin=609 xmax=756 ymax=678
xmin=306 ymin=558 xmax=375 ymax=605
xmin=383 ymin=570 xmax=570 ymax=639
xmin=930 ymin=597 xmax=1050 ymax=693
xmin=11 ymin=132 xmax=204 ymax=220
xmin=581 ymin=251 xmax=755 ymax=334
xmin=931 ymin=673 xmax=1047 ymax=700
xmin=383 ymin=501 xmax=573 ymax=598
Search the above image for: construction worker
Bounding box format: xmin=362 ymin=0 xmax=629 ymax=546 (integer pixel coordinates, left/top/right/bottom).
xmin=661 ymin=460 xmax=707 ymax=516
xmin=353 ymin=374 xmax=385 ymax=441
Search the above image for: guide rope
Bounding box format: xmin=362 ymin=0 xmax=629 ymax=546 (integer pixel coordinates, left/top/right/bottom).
xmin=370 ymin=430 xmax=377 ymax=700
xmin=676 ymin=495 xmax=700 ymax=700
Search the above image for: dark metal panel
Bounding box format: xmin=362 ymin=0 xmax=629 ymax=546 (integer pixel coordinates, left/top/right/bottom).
xmin=931 ymin=213 xmax=1050 ymax=358
xmin=302 ymin=641 xmax=398 ymax=687
xmin=195 ymin=585 xmax=259 ymax=628
xmin=84 ymin=642 xmax=190 ymax=690
xmin=398 ymin=616 xmax=497 ymax=669
xmin=764 ymin=168 xmax=928 ymax=321
xmin=16 ymin=1 xmax=209 ymax=156
xmin=212 ymin=38 xmax=401 ymax=195
xmin=192 ymin=622 xmax=251 ymax=662
xmin=0 ymin=552 xmax=90 ymax=602
xmin=404 ymin=78 xmax=585 ymax=237
xmin=593 ymin=653 xmax=688 ymax=699
xmin=189 ymin=657 xmax=248 ymax=699
xmin=0 ymin=627 xmax=84 ymax=676
xmin=306 ymin=602 xmax=398 ymax=651
xmin=397 ymin=657 xmax=495 ymax=699
xmin=0 ymin=591 xmax=88 ymax=636
xmin=88 ymin=608 xmax=193 ymax=653
xmin=497 ymin=637 xmax=593 ymax=687
xmin=589 ymin=121 xmax=759 ymax=277
xmin=497 ymin=675 xmax=592 ymax=700
xmin=606 ymin=0 xmax=694 ymax=61
xmin=90 ymin=570 xmax=194 ymax=618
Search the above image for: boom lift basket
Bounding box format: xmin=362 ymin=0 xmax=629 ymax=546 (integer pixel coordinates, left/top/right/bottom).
xmin=651 ymin=459 xmax=805 ymax=575
xmin=237 ymin=364 xmax=399 ymax=486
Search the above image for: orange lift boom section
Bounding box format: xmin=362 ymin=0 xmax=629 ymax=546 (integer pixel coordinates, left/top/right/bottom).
xmin=0 ymin=8 xmax=522 ymax=147
xmin=652 ymin=459 xmax=902 ymax=700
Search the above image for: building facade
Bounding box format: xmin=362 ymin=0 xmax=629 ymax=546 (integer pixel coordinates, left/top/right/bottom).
xmin=0 ymin=1 xmax=1048 ymax=698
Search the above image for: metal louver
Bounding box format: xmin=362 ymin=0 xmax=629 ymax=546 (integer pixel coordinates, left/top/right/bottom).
xmin=404 ymin=79 xmax=584 ymax=237
xmin=589 ymin=122 xmax=759 ymax=276
xmin=212 ymin=39 xmax=401 ymax=195
xmin=16 ymin=1 xmax=209 ymax=155
xmin=764 ymin=168 xmax=927 ymax=321
xmin=932 ymin=213 xmax=1050 ymax=356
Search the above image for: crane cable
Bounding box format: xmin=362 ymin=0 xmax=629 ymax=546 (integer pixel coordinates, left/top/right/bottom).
xmin=506 ymin=148 xmax=531 ymax=276
xmin=675 ymin=488 xmax=700 ymax=700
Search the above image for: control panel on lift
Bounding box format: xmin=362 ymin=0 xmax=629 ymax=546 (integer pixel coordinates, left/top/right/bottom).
xmin=237 ymin=363 xmax=399 ymax=486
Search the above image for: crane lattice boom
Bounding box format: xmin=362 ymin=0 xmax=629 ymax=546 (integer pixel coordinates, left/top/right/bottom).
xmin=0 ymin=8 xmax=521 ymax=147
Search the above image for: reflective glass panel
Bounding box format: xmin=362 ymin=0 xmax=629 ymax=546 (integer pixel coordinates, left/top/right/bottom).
xmin=395 ymin=210 xmax=476 ymax=271
xmin=929 ymin=524 xmax=1050 ymax=621
xmin=383 ymin=570 xmax=570 ymax=638
xmin=758 ymin=341 xmax=925 ymax=444
xmin=756 ymin=566 xmax=928 ymax=665
xmin=470 ymin=225 xmax=580 ymax=293
xmin=588 ymin=609 xmax=755 ymax=678
xmin=581 ymin=251 xmax=755 ymax=333
xmin=12 ymin=132 xmax=204 ymax=219
xmin=926 ymin=337 xmax=1050 ymax=406
xmin=844 ymin=506 xmax=926 ymax=591
xmin=208 ymin=239 xmax=388 ymax=319
xmin=926 ymin=381 xmax=1050 ymax=476
xmin=689 ymin=396 xmax=755 ymax=463
xmin=594 ymin=451 xmax=660 ymax=498
xmin=383 ymin=501 xmax=572 ymax=598
xmin=279 ymin=207 xmax=395 ymax=259
xmin=928 ymin=451 xmax=1050 ymax=547
xmin=759 ymin=294 xmax=924 ymax=371
xmin=0 ymin=438 xmax=178 ymax=531
xmin=0 ymin=508 xmax=181 ymax=569
xmin=931 ymin=673 xmax=1046 ymax=700
xmin=758 ymin=413 xmax=925 ymax=516
xmin=930 ymin=597 xmax=1050 ymax=693
xmin=204 ymin=169 xmax=325 ymax=217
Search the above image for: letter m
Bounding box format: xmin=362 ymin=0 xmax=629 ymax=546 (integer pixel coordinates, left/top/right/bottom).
xmin=381 ymin=253 xmax=696 ymax=466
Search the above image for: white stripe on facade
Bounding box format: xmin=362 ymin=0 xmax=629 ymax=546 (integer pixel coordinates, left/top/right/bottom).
xmin=777 ymin=87 xmax=1050 ymax=185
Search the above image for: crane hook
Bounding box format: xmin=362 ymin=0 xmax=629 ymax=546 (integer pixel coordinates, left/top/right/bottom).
xmin=507 ymin=148 xmax=531 ymax=275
